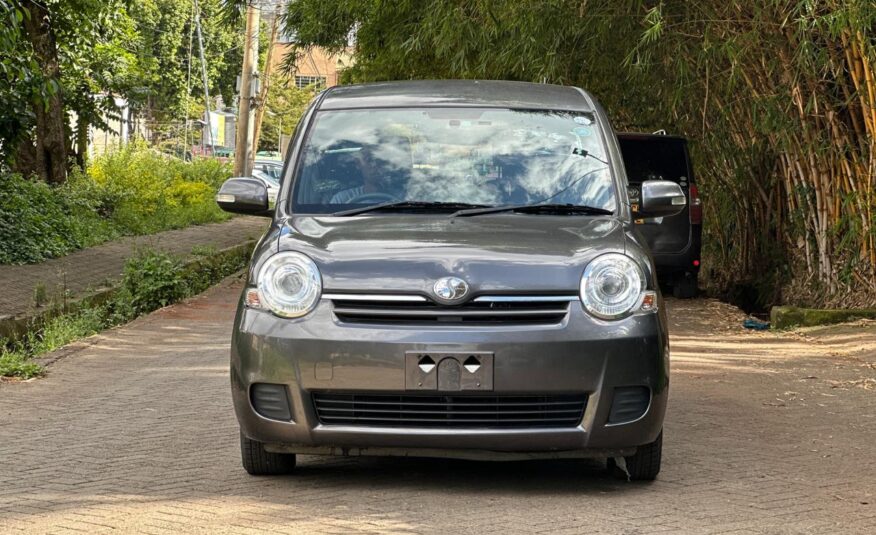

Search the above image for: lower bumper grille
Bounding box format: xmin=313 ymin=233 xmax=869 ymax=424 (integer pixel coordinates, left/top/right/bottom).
xmin=312 ymin=392 xmax=588 ymax=429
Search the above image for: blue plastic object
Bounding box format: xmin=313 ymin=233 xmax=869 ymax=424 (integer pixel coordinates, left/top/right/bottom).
xmin=743 ymin=318 xmax=770 ymax=330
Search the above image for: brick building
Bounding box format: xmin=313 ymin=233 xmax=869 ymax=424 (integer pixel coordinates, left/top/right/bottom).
xmin=269 ymin=44 xmax=353 ymax=89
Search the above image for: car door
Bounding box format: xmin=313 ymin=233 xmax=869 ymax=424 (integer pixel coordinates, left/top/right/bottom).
xmin=617 ymin=133 xmax=694 ymax=255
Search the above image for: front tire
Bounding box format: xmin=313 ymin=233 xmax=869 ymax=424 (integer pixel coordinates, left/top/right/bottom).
xmin=240 ymin=431 xmax=296 ymax=475
xmin=623 ymin=432 xmax=662 ymax=481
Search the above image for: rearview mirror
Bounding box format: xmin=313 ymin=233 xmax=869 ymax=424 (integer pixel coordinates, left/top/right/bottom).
xmin=216 ymin=177 xmax=271 ymax=217
xmin=639 ymin=180 xmax=686 ymax=218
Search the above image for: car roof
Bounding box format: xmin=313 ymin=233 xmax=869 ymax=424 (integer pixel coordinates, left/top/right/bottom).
xmin=318 ymin=80 xmax=594 ymax=112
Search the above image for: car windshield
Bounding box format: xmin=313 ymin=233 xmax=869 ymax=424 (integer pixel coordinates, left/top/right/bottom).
xmin=291 ymin=108 xmax=615 ymax=214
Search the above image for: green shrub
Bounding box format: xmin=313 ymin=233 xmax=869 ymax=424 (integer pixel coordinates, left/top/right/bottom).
xmin=0 ymin=351 xmax=42 ymax=379
xmin=87 ymin=143 xmax=231 ymax=234
xmin=0 ymin=305 xmax=107 ymax=380
xmin=0 ymin=145 xmax=232 ymax=265
xmin=0 ymin=174 xmax=105 ymax=263
xmin=120 ymin=249 xmax=187 ymax=316
xmin=25 ymin=306 xmax=108 ymax=356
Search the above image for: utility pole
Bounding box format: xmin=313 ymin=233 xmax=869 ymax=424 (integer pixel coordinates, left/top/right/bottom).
xmin=194 ymin=0 xmax=213 ymax=152
xmin=234 ymin=2 xmax=260 ymax=177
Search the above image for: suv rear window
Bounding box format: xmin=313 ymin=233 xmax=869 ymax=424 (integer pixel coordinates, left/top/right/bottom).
xmin=618 ymin=136 xmax=689 ymax=187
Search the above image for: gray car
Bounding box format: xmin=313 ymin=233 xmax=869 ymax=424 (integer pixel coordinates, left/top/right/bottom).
xmin=216 ymin=80 xmax=685 ymax=481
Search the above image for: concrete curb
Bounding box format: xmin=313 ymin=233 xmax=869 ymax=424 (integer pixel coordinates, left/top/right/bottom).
xmin=30 ymin=271 xmax=248 ymax=371
xmin=771 ymin=305 xmax=876 ymax=329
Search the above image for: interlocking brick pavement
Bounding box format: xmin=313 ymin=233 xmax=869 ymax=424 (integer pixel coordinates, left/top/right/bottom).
xmin=0 ymin=280 xmax=874 ymax=534
xmin=0 ymin=217 xmax=268 ymax=320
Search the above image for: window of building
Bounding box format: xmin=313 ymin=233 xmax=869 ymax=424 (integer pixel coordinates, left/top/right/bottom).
xmin=294 ymin=75 xmax=326 ymax=89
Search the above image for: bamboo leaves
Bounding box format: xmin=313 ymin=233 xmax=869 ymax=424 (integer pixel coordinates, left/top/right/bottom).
xmin=279 ymin=0 xmax=876 ymax=307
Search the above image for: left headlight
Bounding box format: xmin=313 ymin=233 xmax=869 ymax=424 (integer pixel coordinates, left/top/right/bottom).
xmin=580 ymin=253 xmax=646 ymax=320
xmin=256 ymin=251 xmax=321 ymax=318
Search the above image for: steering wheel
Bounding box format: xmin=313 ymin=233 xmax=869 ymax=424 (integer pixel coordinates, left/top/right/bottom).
xmin=348 ymin=192 xmax=399 ymax=204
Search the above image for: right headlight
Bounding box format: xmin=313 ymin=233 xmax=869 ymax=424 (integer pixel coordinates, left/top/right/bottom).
xmin=255 ymin=251 xmax=322 ymax=318
xmin=580 ymin=253 xmax=646 ymax=320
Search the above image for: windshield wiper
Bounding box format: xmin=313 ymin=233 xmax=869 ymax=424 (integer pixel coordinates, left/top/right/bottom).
xmin=332 ymin=201 xmax=489 ymax=217
xmin=452 ymin=203 xmax=613 ymax=218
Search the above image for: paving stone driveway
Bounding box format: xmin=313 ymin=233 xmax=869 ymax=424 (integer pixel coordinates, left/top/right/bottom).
xmin=1 ymin=278 xmax=874 ymax=534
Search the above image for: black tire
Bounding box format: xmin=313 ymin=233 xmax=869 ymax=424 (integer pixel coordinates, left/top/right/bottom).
xmin=673 ymin=274 xmax=698 ymax=299
xmin=623 ymin=432 xmax=662 ymax=481
xmin=240 ymin=431 xmax=296 ymax=475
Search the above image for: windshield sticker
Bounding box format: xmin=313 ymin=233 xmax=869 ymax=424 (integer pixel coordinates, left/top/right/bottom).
xmin=574 ymin=116 xmax=592 ymax=125
xmin=572 ymin=126 xmax=593 ymax=137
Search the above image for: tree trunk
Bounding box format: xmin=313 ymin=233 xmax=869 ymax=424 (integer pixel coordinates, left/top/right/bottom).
xmin=21 ymin=1 xmax=68 ymax=184
xmin=75 ymin=113 xmax=88 ymax=168
xmin=12 ymin=137 xmax=38 ymax=178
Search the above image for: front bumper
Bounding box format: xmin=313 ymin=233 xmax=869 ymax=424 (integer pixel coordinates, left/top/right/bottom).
xmin=231 ymin=296 xmax=670 ymax=458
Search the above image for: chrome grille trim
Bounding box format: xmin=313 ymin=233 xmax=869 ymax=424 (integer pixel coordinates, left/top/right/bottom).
xmin=322 ymin=293 xmax=427 ymax=302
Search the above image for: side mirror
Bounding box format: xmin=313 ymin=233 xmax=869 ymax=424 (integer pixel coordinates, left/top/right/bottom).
xmin=216 ymin=177 xmax=271 ymax=216
xmin=639 ymin=180 xmax=686 ymax=218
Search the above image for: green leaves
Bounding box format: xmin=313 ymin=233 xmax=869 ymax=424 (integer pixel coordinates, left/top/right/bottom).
xmin=276 ymin=0 xmax=876 ymax=306
xmin=121 ymin=249 xmax=187 ymax=316
xmin=0 ymin=147 xmax=231 ymax=265
xmin=258 ymin=75 xmax=316 ymax=151
xmin=0 ymin=0 xmax=245 ymax=172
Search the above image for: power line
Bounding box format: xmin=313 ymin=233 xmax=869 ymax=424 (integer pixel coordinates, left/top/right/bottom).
xmin=183 ymin=0 xmax=196 ymax=150
xmin=194 ymin=0 xmax=214 ymax=148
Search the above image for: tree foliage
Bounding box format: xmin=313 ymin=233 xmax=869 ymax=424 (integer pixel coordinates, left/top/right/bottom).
xmin=258 ymin=74 xmax=316 ymax=152
xmin=281 ymin=0 xmax=876 ymax=307
xmin=0 ymin=0 xmax=243 ymax=178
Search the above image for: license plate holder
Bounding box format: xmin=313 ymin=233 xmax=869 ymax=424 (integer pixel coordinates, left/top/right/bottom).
xmin=405 ymin=351 xmax=494 ymax=391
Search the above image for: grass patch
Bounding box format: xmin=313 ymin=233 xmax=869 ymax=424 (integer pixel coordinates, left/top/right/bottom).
xmin=0 ymin=246 xmax=252 ymax=380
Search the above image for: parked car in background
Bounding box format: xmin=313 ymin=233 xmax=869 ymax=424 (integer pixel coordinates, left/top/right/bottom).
xmin=253 ymin=159 xmax=284 ymax=183
xmin=216 ymin=80 xmax=687 ymax=481
xmin=618 ymin=132 xmax=702 ymax=298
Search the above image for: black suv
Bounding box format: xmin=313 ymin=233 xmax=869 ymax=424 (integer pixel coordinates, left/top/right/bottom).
xmin=618 ymin=133 xmax=702 ymax=298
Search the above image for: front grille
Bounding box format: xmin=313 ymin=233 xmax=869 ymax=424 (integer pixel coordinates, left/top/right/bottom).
xmin=312 ymin=392 xmax=588 ymax=428
xmin=330 ymin=298 xmax=570 ymax=325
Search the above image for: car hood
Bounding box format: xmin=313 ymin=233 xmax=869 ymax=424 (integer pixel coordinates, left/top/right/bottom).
xmin=276 ymin=215 xmax=627 ymax=293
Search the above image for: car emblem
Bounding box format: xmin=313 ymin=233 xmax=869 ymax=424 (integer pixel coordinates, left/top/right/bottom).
xmin=433 ymin=277 xmax=469 ymax=302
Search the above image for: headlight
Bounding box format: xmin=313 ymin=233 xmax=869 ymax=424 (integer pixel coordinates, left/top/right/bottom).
xmin=256 ymin=252 xmax=322 ymax=318
xmin=580 ymin=253 xmax=645 ymax=320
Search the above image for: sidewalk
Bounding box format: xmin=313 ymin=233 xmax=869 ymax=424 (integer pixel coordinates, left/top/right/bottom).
xmin=0 ymin=217 xmax=268 ymax=322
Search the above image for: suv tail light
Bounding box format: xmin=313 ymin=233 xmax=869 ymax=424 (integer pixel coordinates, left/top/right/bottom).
xmin=689 ymin=184 xmax=703 ymax=224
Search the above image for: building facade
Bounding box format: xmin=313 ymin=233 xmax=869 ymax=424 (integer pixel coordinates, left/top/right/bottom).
xmin=270 ymin=43 xmax=353 ymax=89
